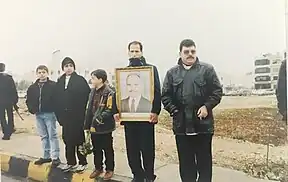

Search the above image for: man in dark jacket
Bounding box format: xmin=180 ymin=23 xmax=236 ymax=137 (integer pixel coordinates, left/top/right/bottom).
xmin=54 ymin=57 xmax=91 ymax=173
xmin=26 ymin=65 xmax=60 ymax=167
xmin=276 ymin=59 xmax=287 ymax=123
xmin=0 ymin=63 xmax=18 ymax=140
xmin=161 ymin=39 xmax=222 ymax=182
xmin=84 ymin=69 xmax=115 ymax=180
xmin=113 ymin=41 xmax=161 ymax=182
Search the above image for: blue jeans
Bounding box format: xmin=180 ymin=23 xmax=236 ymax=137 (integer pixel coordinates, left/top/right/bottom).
xmin=36 ymin=112 xmax=60 ymax=160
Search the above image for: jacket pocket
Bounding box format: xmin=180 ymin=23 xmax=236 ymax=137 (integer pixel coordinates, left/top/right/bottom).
xmin=194 ymin=76 xmax=207 ymax=96
xmin=172 ymin=78 xmax=184 ymax=97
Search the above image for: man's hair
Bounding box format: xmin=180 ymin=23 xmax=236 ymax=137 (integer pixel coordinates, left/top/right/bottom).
xmin=179 ymin=39 xmax=196 ymax=52
xmin=126 ymin=72 xmax=141 ymax=83
xmin=91 ymin=69 xmax=107 ymax=83
xmin=128 ymin=41 xmax=143 ymax=52
xmin=36 ymin=65 xmax=49 ymax=73
xmin=0 ymin=63 xmax=5 ymax=72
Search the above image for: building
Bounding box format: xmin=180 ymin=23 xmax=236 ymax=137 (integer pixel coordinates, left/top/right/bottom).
xmin=253 ymin=52 xmax=283 ymax=90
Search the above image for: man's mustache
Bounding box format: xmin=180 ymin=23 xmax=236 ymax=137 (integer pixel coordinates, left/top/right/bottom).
xmin=187 ymin=56 xmax=195 ymax=59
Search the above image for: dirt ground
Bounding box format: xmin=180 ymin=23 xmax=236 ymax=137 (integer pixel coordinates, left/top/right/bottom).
xmin=6 ymin=96 xmax=288 ymax=181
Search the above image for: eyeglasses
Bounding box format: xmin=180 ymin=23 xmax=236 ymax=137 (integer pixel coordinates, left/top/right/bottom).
xmin=183 ymin=50 xmax=196 ymax=55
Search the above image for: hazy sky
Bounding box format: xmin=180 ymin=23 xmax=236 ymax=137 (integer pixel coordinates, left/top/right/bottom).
xmin=0 ymin=0 xmax=285 ymax=79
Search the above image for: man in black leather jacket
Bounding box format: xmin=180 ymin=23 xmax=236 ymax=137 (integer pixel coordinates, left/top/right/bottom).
xmin=0 ymin=63 xmax=18 ymax=140
xmin=161 ymin=39 xmax=222 ymax=182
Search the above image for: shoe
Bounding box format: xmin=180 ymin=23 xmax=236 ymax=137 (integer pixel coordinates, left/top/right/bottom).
xmin=2 ymin=136 xmax=10 ymax=140
xmin=89 ymin=169 xmax=103 ymax=179
xmin=51 ymin=158 xmax=61 ymax=167
xmin=75 ymin=164 xmax=88 ymax=173
xmin=62 ymin=164 xmax=78 ymax=173
xmin=103 ymin=171 xmax=114 ymax=180
xmin=131 ymin=177 xmax=145 ymax=182
xmin=34 ymin=158 xmax=52 ymax=165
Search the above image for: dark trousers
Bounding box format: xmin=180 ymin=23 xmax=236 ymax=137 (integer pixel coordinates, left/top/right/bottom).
xmin=0 ymin=106 xmax=14 ymax=137
xmin=124 ymin=123 xmax=156 ymax=180
xmin=175 ymin=134 xmax=213 ymax=182
xmin=65 ymin=144 xmax=87 ymax=166
xmin=91 ymin=132 xmax=115 ymax=171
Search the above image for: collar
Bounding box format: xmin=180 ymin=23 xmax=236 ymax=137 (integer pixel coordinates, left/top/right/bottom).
xmin=95 ymin=84 xmax=106 ymax=92
xmin=128 ymin=56 xmax=147 ymax=67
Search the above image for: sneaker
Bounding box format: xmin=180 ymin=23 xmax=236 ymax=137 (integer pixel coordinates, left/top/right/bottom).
xmin=89 ymin=169 xmax=103 ymax=179
xmin=75 ymin=164 xmax=88 ymax=173
xmin=51 ymin=158 xmax=61 ymax=167
xmin=62 ymin=164 xmax=78 ymax=173
xmin=103 ymin=171 xmax=114 ymax=181
xmin=34 ymin=158 xmax=52 ymax=165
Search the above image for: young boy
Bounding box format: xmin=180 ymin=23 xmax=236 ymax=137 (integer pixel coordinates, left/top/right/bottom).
xmin=26 ymin=65 xmax=60 ymax=167
xmin=84 ymin=69 xmax=115 ymax=180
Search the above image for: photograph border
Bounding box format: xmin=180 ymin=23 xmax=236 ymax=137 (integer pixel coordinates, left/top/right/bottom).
xmin=115 ymin=66 xmax=154 ymax=121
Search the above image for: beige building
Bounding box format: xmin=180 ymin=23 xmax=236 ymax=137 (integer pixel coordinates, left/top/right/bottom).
xmin=253 ymin=52 xmax=284 ymax=90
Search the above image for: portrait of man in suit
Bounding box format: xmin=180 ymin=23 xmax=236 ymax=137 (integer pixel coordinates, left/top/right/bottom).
xmin=121 ymin=72 xmax=151 ymax=113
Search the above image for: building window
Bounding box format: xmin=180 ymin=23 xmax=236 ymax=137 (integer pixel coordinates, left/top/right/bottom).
xmin=255 ymin=59 xmax=270 ymax=66
xmin=272 ymin=68 xmax=279 ymax=73
xmin=255 ymin=67 xmax=270 ymax=74
xmin=255 ymin=76 xmax=271 ymax=82
xmin=272 ymin=59 xmax=281 ymax=64
xmin=254 ymin=83 xmax=271 ymax=89
xmin=273 ymin=76 xmax=278 ymax=80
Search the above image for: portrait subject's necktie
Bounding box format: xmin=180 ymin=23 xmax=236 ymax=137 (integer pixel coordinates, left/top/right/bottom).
xmin=130 ymin=99 xmax=136 ymax=112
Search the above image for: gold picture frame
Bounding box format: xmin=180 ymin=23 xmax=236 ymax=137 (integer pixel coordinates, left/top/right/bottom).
xmin=115 ymin=66 xmax=154 ymax=121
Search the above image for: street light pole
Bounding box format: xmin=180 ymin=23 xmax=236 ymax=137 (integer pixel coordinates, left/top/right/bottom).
xmin=285 ymin=0 xmax=288 ymax=56
xmin=51 ymin=49 xmax=61 ymax=81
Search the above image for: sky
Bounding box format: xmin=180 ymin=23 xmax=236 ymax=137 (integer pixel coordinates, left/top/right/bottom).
xmin=0 ymin=0 xmax=286 ymax=82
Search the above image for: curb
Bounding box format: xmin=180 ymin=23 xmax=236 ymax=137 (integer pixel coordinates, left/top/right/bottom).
xmin=0 ymin=152 xmax=132 ymax=182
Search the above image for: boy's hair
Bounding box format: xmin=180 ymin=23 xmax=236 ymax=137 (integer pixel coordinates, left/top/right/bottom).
xmin=91 ymin=69 xmax=107 ymax=83
xmin=36 ymin=65 xmax=49 ymax=73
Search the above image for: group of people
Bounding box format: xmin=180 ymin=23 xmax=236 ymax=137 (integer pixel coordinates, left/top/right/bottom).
xmin=0 ymin=39 xmax=286 ymax=182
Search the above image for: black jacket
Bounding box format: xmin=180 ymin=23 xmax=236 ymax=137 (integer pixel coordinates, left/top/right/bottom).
xmin=161 ymin=58 xmax=222 ymax=135
xmin=112 ymin=57 xmax=162 ymax=123
xmin=0 ymin=73 xmax=18 ymax=107
xmin=54 ymin=72 xmax=91 ymax=145
xmin=25 ymin=79 xmax=56 ymax=114
xmin=276 ymin=59 xmax=287 ymax=121
xmin=84 ymin=84 xmax=115 ymax=134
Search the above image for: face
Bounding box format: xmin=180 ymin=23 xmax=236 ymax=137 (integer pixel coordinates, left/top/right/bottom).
xmin=91 ymin=75 xmax=102 ymax=87
xmin=180 ymin=46 xmax=197 ymax=65
xmin=36 ymin=69 xmax=48 ymax=80
xmin=63 ymin=63 xmax=75 ymax=75
xmin=128 ymin=44 xmax=143 ymax=59
xmin=126 ymin=74 xmax=142 ymax=98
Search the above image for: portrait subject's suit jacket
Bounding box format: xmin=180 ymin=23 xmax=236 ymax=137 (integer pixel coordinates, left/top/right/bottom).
xmin=121 ymin=96 xmax=151 ymax=113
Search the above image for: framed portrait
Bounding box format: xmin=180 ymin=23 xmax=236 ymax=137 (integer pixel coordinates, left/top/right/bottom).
xmin=115 ymin=66 xmax=154 ymax=121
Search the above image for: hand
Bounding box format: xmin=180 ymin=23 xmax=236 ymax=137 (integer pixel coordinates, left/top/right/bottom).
xmin=197 ymin=106 xmax=208 ymax=120
xmin=150 ymin=113 xmax=158 ymax=123
xmin=113 ymin=113 xmax=120 ymax=122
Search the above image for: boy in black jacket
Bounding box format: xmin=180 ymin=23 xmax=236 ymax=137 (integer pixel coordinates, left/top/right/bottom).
xmin=84 ymin=69 xmax=115 ymax=180
xmin=26 ymin=65 xmax=60 ymax=167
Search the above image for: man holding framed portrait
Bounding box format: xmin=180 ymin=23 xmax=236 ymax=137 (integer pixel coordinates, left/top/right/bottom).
xmin=112 ymin=41 xmax=161 ymax=182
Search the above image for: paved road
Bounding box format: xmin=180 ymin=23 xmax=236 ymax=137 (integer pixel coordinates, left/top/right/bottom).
xmin=1 ymin=173 xmax=28 ymax=182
